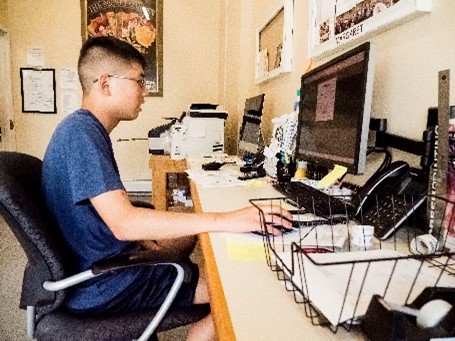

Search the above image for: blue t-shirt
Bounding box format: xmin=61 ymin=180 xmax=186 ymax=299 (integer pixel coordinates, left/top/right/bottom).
xmin=42 ymin=109 xmax=140 ymax=310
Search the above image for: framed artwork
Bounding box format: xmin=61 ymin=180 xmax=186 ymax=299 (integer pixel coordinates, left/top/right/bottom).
xmin=309 ymin=0 xmax=432 ymax=60
xmin=80 ymin=0 xmax=163 ymax=96
xmin=20 ymin=68 xmax=57 ymax=114
xmin=255 ymin=0 xmax=293 ymax=84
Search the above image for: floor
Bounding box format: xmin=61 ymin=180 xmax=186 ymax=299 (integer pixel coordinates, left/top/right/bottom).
xmin=0 ymin=194 xmax=202 ymax=341
xmin=0 ymin=214 xmax=27 ymax=340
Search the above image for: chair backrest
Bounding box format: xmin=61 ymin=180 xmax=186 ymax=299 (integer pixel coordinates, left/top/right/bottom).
xmin=0 ymin=151 xmax=68 ymax=314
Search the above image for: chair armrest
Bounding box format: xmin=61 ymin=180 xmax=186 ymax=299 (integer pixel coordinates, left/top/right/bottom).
xmin=91 ymin=250 xmax=181 ymax=275
xmin=43 ymin=251 xmax=182 ymax=291
xmin=42 ymin=251 xmax=186 ymax=340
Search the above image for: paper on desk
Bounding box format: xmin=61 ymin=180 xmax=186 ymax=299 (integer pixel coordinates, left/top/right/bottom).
xmin=225 ymin=236 xmax=265 ymax=261
xmin=275 ymin=249 xmax=455 ymax=326
xmin=222 ymin=221 xmax=348 ymax=248
xmin=186 ymin=169 xmax=246 ymax=187
xmin=246 ymin=179 xmax=268 ymax=187
xmin=319 ymin=164 xmax=347 ymax=188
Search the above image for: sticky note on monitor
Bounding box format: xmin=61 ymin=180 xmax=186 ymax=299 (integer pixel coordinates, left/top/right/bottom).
xmin=319 ymin=164 xmax=348 ymax=188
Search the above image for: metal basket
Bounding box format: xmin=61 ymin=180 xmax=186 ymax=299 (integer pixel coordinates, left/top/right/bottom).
xmin=250 ymin=195 xmax=455 ymax=337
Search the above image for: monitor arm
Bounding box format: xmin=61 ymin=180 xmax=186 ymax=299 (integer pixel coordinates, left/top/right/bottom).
xmin=370 ymin=118 xmax=435 ymax=171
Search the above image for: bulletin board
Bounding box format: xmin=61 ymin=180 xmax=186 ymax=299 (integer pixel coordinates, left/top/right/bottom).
xmin=309 ymin=0 xmax=432 ymax=59
xmin=255 ymin=0 xmax=293 ymax=84
xmin=259 ymin=8 xmax=285 ymax=73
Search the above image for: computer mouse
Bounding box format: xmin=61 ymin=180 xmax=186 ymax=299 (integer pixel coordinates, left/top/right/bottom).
xmin=269 ymin=223 xmax=294 ymax=233
xmin=202 ymin=161 xmax=224 ymax=171
xmin=251 ymin=225 xmax=294 ymax=236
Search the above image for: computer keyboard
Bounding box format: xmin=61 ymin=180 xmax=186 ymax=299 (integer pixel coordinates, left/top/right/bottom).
xmin=273 ymin=181 xmax=351 ymax=219
xmin=340 ymin=181 xmax=361 ymax=194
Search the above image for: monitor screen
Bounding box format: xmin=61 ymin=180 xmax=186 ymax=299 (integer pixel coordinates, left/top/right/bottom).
xmin=295 ymin=42 xmax=376 ymax=175
xmin=238 ymin=94 xmax=265 ymax=156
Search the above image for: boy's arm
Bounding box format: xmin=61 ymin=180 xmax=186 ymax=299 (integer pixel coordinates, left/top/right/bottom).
xmin=90 ymin=189 xmax=292 ymax=241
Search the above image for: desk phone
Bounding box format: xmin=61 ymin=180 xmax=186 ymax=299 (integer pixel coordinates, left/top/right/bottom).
xmin=274 ymin=160 xmax=428 ymax=240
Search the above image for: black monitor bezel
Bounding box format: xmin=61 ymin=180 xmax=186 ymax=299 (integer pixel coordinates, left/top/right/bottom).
xmin=295 ymin=42 xmax=375 ymax=175
xmin=238 ymin=94 xmax=265 ymax=156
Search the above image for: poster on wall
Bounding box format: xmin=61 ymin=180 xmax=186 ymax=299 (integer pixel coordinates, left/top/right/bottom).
xmin=80 ymin=0 xmax=163 ymax=96
xmin=309 ymin=0 xmax=432 ymax=59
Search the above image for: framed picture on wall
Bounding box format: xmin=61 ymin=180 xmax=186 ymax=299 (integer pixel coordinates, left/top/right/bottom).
xmin=80 ymin=0 xmax=163 ymax=97
xmin=255 ymin=0 xmax=293 ymax=84
xmin=309 ymin=0 xmax=432 ymax=60
xmin=20 ymin=68 xmax=57 ymax=114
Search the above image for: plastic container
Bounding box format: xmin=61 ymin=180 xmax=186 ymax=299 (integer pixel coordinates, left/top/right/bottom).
xmin=294 ymin=89 xmax=301 ymax=113
xmin=294 ymin=160 xmax=307 ymax=179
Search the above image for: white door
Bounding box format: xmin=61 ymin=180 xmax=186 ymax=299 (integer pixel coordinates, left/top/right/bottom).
xmin=0 ymin=27 xmax=15 ymax=151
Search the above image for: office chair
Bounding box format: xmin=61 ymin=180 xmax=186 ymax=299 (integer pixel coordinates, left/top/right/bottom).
xmin=0 ymin=151 xmax=210 ymax=341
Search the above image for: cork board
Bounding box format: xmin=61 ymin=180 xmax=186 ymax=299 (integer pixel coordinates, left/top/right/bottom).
xmin=259 ymin=8 xmax=284 ymax=72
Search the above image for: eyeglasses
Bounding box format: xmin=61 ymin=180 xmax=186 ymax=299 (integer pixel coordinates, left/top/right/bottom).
xmin=93 ymin=75 xmax=146 ymax=88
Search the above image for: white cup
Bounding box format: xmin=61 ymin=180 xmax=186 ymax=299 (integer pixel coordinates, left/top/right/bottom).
xmin=410 ymin=234 xmax=439 ymax=255
xmin=351 ymin=225 xmax=374 ymax=247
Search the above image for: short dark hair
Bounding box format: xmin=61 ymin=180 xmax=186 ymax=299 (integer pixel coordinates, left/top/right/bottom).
xmin=78 ymin=36 xmax=147 ymax=93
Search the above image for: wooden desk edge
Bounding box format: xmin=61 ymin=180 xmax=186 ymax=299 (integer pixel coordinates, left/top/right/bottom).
xmin=149 ymin=155 xmax=189 ymax=211
xmin=190 ymin=181 xmax=236 ymax=341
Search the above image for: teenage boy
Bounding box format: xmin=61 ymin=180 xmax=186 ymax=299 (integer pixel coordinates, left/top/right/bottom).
xmin=42 ymin=36 xmax=291 ymax=340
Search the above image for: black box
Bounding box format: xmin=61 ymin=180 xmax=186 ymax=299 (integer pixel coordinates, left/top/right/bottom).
xmin=361 ymin=287 xmax=455 ymax=341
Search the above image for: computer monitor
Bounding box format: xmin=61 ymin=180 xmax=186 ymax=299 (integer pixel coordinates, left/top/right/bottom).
xmin=238 ymin=94 xmax=265 ymax=157
xmin=295 ymin=42 xmax=376 ymax=175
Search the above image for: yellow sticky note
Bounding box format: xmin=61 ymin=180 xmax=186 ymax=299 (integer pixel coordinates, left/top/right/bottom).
xmin=225 ymin=237 xmax=265 ymax=261
xmin=247 ymin=179 xmax=267 ymax=187
xmin=319 ymin=164 xmax=348 ymax=188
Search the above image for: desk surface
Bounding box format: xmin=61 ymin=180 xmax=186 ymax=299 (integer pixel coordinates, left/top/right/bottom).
xmin=188 ymin=160 xmax=367 ymax=340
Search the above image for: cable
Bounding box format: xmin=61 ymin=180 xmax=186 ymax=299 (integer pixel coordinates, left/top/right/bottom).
xmin=366 ymin=146 xmax=392 ymax=180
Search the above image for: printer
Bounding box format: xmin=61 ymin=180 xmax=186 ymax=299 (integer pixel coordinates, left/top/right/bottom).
xmin=148 ymin=113 xmax=183 ymax=155
xmin=148 ymin=104 xmax=228 ymax=159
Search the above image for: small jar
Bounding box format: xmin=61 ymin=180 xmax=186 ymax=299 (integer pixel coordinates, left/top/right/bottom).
xmin=294 ymin=161 xmax=307 ymax=180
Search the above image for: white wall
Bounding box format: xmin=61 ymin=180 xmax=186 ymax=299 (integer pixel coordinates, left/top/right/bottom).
xmin=235 ymin=0 xmax=455 ymax=144
xmin=6 ymin=0 xmax=224 ymax=181
xmin=4 ymin=0 xmax=455 ymax=182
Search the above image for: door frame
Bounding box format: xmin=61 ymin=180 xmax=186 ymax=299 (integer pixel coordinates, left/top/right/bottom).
xmin=0 ymin=26 xmax=15 ymax=151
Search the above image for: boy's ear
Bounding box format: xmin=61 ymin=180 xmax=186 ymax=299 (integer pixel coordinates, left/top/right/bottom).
xmin=96 ymin=74 xmax=112 ymax=95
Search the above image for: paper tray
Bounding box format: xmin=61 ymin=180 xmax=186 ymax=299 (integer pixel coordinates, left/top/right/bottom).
xmin=273 ymin=248 xmax=454 ymax=327
xmin=250 ymin=195 xmax=455 ymax=334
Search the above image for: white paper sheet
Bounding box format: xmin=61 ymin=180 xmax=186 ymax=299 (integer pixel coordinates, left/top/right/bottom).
xmin=186 ymin=169 xmax=246 ymax=187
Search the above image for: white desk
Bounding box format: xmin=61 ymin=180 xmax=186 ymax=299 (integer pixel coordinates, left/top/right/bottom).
xmin=189 ymin=164 xmax=368 ymax=340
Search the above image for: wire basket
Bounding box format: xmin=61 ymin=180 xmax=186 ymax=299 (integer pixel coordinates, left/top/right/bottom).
xmin=250 ymin=194 xmax=455 ymax=338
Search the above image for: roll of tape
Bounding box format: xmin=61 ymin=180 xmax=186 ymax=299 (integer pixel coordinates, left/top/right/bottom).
xmin=410 ymin=234 xmax=438 ymax=255
xmin=417 ymin=299 xmax=453 ymax=329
